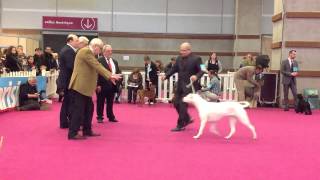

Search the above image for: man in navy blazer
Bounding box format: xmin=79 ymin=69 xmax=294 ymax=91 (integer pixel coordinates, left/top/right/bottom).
xmin=281 ymin=50 xmax=299 ymax=111
xmin=57 ymin=34 xmax=79 ymax=128
xmin=96 ymin=44 xmax=121 ymax=123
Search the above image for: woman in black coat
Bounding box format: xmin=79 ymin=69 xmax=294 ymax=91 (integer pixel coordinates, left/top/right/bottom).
xmin=5 ymin=46 xmax=21 ymax=72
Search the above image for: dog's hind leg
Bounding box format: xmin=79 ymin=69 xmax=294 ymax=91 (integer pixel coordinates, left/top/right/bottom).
xmin=238 ymin=115 xmax=257 ymax=139
xmin=193 ymin=117 xmax=207 ymax=139
xmin=209 ymin=122 xmax=220 ymax=136
xmin=247 ymin=123 xmax=257 ymax=139
xmin=225 ymin=117 xmax=237 ymax=139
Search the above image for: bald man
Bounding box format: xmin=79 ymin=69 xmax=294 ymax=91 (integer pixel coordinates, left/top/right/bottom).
xmin=163 ymin=42 xmax=204 ymax=131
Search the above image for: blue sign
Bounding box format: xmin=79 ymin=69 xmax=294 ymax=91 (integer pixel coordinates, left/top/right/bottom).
xmin=0 ymin=76 xmax=47 ymax=111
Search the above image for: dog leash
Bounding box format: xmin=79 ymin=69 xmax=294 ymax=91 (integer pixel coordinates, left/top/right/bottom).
xmin=186 ymin=77 xmax=195 ymax=94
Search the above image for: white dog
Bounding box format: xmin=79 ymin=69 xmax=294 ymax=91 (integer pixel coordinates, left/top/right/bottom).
xmin=183 ymin=93 xmax=257 ymax=140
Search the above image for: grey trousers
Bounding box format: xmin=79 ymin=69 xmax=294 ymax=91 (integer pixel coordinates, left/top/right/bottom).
xmin=283 ymin=79 xmax=297 ymax=107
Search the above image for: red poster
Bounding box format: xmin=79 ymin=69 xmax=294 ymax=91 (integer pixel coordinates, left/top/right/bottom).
xmin=43 ymin=16 xmax=98 ymax=31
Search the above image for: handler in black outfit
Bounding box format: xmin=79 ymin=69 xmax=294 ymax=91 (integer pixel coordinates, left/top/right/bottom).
xmin=96 ymin=45 xmax=121 ymax=123
xmin=57 ymin=34 xmax=79 ymax=128
xmin=163 ymin=42 xmax=204 ymax=131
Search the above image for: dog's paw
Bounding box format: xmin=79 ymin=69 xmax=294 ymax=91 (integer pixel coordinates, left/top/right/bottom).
xmin=224 ymin=136 xmax=231 ymax=140
xmin=193 ymin=136 xmax=200 ymax=139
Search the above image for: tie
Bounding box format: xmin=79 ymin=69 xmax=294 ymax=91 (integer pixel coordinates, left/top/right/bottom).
xmin=290 ymin=60 xmax=294 ymax=72
xmin=107 ymin=58 xmax=112 ymax=72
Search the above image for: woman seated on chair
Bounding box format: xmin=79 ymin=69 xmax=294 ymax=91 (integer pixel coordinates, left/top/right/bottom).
xmin=127 ymin=68 xmax=143 ymax=104
xmin=199 ymin=70 xmax=221 ymax=102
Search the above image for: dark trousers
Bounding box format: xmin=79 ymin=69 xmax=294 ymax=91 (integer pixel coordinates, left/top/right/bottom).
xmin=96 ymin=89 xmax=115 ymax=121
xmin=173 ymin=92 xmax=191 ymax=128
xmin=115 ymin=87 xmax=122 ymax=102
xmin=128 ymin=87 xmax=139 ymax=103
xmin=68 ymin=90 xmax=94 ymax=138
xmin=283 ymin=79 xmax=297 ymax=107
xmin=59 ymin=90 xmax=69 ymax=128
xmin=145 ymin=80 xmax=157 ymax=102
xmin=19 ymin=100 xmax=40 ymax=111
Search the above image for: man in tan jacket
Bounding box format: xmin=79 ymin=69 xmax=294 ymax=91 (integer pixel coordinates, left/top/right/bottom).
xmin=68 ymin=38 xmax=120 ymax=140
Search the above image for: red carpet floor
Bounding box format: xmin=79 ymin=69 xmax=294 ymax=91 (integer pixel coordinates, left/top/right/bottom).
xmin=0 ymin=102 xmax=319 ymax=180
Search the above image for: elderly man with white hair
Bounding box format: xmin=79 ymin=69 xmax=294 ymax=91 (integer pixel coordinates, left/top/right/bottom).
xmin=78 ymin=36 xmax=89 ymax=49
xmin=18 ymin=76 xmax=41 ymax=111
xmin=96 ymin=44 xmax=121 ymax=123
xmin=67 ymin=38 xmax=121 ymax=140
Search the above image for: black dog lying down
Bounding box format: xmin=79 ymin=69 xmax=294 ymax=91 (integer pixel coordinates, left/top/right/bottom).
xmin=295 ymin=94 xmax=312 ymax=115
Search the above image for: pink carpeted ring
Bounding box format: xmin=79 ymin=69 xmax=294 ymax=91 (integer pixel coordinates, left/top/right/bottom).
xmin=0 ymin=101 xmax=319 ymax=180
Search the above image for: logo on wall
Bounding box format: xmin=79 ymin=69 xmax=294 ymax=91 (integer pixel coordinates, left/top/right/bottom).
xmin=43 ymin=16 xmax=98 ymax=31
xmin=81 ymin=18 xmax=96 ymax=31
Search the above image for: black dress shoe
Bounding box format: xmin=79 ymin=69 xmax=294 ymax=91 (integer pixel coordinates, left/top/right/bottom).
xmin=97 ymin=118 xmax=104 ymax=123
xmin=184 ymin=119 xmax=194 ymax=127
xmin=83 ymin=132 xmax=101 ymax=137
xmin=68 ymin=134 xmax=86 ymax=140
xmin=60 ymin=125 xmax=69 ymax=129
xmin=109 ymin=119 xmax=118 ymax=122
xmin=171 ymin=127 xmax=185 ymax=132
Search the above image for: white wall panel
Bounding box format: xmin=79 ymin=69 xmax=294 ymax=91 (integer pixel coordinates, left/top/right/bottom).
xmin=168 ymin=0 xmax=223 ymax=14
xmin=113 ymin=15 xmax=166 ymax=33
xmin=114 ymin=0 xmax=166 ymax=13
xmin=57 ymin=0 xmax=112 ymax=11
xmin=2 ymin=0 xmax=56 ymax=9
xmin=261 ymin=0 xmax=274 ymax=34
xmin=167 ymin=16 xmax=221 ymax=34
xmin=2 ymin=10 xmax=56 ymax=29
xmin=1 ymin=0 xmax=239 ymax=34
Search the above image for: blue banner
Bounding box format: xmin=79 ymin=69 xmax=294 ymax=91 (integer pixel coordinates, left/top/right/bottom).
xmin=0 ymin=76 xmax=47 ymax=111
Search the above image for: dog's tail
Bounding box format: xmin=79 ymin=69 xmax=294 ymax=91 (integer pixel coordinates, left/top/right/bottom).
xmin=238 ymin=101 xmax=250 ymax=108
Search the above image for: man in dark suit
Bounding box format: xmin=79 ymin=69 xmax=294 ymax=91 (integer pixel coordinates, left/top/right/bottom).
xmin=144 ymin=55 xmax=158 ymax=104
xmin=162 ymin=42 xmax=204 ymax=131
xmin=164 ymin=57 xmax=176 ymax=74
xmin=68 ymin=38 xmax=120 ymax=140
xmin=281 ymin=50 xmax=299 ymax=111
xmin=57 ymin=34 xmax=79 ymax=128
xmin=96 ymin=45 xmax=121 ymax=123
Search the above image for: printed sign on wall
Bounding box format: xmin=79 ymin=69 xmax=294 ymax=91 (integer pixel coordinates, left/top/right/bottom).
xmin=43 ymin=16 xmax=98 ymax=31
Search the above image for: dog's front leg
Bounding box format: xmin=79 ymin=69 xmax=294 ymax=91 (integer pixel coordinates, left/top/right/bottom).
xmin=193 ymin=117 xmax=207 ymax=139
